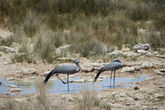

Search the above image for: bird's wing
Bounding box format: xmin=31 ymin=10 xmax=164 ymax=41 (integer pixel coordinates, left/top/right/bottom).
xmin=94 ymin=67 xmax=105 ymax=82
xmin=106 ymin=62 xmax=123 ymax=70
xmin=94 ymin=62 xmax=123 ymax=82
xmin=43 ymin=64 xmax=77 ymax=85
xmin=43 ymin=69 xmax=56 ymax=84
xmin=55 ymin=64 xmax=76 ymax=73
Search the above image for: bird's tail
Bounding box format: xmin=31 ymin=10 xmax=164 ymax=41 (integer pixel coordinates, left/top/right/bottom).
xmin=94 ymin=68 xmax=104 ymax=82
xmin=42 ymin=69 xmax=56 ymax=86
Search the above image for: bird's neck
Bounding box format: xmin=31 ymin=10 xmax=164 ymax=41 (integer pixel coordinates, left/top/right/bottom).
xmin=76 ymin=64 xmax=81 ymax=72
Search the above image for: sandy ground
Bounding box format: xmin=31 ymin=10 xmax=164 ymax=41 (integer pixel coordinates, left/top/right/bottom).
xmin=0 ymin=29 xmax=165 ymax=110
xmin=0 ymin=49 xmax=165 ymax=110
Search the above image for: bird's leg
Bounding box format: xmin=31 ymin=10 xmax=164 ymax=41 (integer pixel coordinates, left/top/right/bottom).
xmin=110 ymin=71 xmax=112 ymax=87
xmin=56 ymin=75 xmax=67 ymax=84
xmin=113 ymin=71 xmax=116 ymax=87
xmin=67 ymin=74 xmax=69 ymax=92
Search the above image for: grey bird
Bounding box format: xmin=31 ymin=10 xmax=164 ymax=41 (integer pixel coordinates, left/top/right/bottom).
xmin=94 ymin=59 xmax=124 ymax=87
xmin=43 ymin=59 xmax=81 ymax=92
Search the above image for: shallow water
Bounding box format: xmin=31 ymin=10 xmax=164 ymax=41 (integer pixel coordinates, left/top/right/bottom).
xmin=0 ymin=75 xmax=147 ymax=95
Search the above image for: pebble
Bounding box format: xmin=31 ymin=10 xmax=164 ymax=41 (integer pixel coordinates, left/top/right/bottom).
xmin=9 ymin=88 xmax=22 ymax=92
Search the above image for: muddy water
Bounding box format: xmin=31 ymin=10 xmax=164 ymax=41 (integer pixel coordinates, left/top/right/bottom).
xmin=0 ymin=75 xmax=147 ymax=95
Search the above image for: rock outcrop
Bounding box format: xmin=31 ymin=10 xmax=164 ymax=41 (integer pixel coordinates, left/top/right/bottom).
xmin=133 ymin=43 xmax=150 ymax=51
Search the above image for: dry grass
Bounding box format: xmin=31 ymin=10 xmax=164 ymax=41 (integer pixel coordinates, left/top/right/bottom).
xmin=0 ymin=85 xmax=111 ymax=110
xmin=0 ymin=0 xmax=165 ymax=62
xmin=0 ymin=84 xmax=68 ymax=110
xmin=1 ymin=90 xmax=53 ymax=110
xmin=77 ymin=87 xmax=111 ymax=110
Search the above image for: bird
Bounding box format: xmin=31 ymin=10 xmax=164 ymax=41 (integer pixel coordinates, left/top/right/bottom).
xmin=42 ymin=59 xmax=81 ymax=92
xmin=94 ymin=59 xmax=124 ymax=87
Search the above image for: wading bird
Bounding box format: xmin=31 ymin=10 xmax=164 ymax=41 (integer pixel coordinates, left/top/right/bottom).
xmin=94 ymin=59 xmax=124 ymax=87
xmin=43 ymin=59 xmax=81 ymax=92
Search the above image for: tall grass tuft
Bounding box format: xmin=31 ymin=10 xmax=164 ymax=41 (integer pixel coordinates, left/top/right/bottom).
xmin=148 ymin=3 xmax=165 ymax=49
xmin=37 ymin=88 xmax=52 ymax=110
xmin=77 ymin=87 xmax=111 ymax=110
xmin=126 ymin=1 xmax=156 ymax=21
xmin=1 ymin=0 xmax=165 ymax=61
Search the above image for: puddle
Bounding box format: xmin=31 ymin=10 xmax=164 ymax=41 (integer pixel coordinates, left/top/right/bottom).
xmin=0 ymin=78 xmax=37 ymax=96
xmin=0 ymin=75 xmax=147 ymax=95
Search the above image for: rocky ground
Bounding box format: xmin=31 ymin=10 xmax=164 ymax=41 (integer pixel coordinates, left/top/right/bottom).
xmin=0 ymin=29 xmax=165 ymax=110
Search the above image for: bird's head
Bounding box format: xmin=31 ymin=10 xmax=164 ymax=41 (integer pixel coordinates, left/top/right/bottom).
xmin=74 ymin=59 xmax=80 ymax=64
xmin=113 ymin=59 xmax=125 ymax=68
xmin=113 ymin=59 xmax=121 ymax=63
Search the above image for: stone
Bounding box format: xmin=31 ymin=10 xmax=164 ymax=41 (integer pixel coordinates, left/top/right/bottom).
xmin=106 ymin=50 xmax=125 ymax=56
xmin=155 ymin=93 xmax=165 ymax=99
xmin=7 ymin=85 xmax=18 ymax=88
xmin=0 ymin=46 xmax=15 ymax=53
xmin=6 ymin=77 xmax=15 ymax=81
xmin=81 ymin=63 xmax=94 ymax=72
xmin=156 ymin=55 xmax=165 ymax=59
xmin=74 ymin=79 xmax=84 ymax=83
xmin=92 ymin=63 xmax=105 ymax=68
xmin=22 ymin=67 xmax=36 ymax=75
xmin=141 ymin=62 xmax=154 ymax=69
xmin=145 ymin=52 xmax=153 ymax=56
xmin=158 ymin=85 xmax=165 ymax=89
xmin=17 ymin=80 xmax=31 ymax=86
xmin=123 ymin=52 xmax=140 ymax=57
xmin=99 ymin=75 xmax=109 ymax=79
xmin=121 ymin=67 xmax=136 ymax=72
xmin=125 ymin=62 xmax=142 ymax=67
xmin=81 ymin=62 xmax=105 ymax=72
xmin=29 ymin=77 xmax=37 ymax=79
xmin=137 ymin=49 xmax=148 ymax=54
xmin=160 ymin=69 xmax=165 ymax=72
xmin=86 ymin=79 xmax=93 ymax=82
xmin=152 ymin=51 xmax=159 ymax=55
xmin=122 ymin=47 xmax=130 ymax=52
xmin=134 ymin=66 xmax=140 ymax=71
xmin=9 ymin=88 xmax=22 ymax=92
xmin=133 ymin=43 xmax=150 ymax=51
xmin=155 ymin=70 xmax=165 ymax=75
xmin=55 ymin=45 xmax=71 ymax=56
xmin=93 ymin=78 xmax=103 ymax=82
